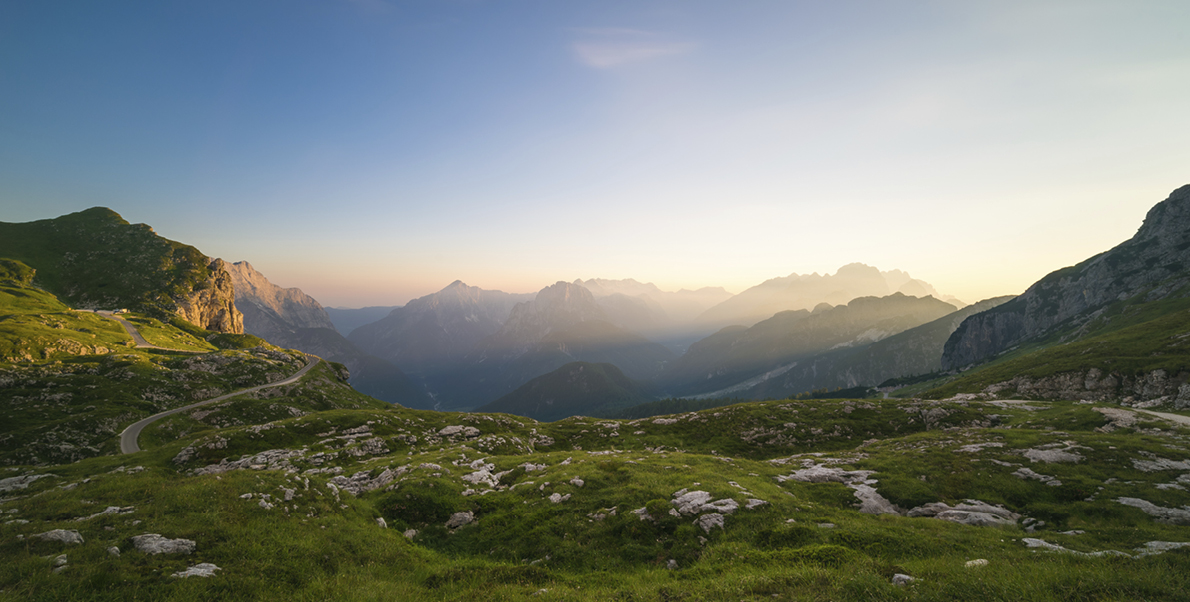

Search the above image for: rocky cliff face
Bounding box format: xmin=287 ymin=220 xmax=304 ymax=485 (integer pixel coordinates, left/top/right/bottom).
xmin=662 ymin=293 xmax=959 ymax=397
xmin=943 ymin=185 xmax=1190 ymax=369
xmin=963 ymin=368 xmax=1190 ymax=410
xmin=174 ymin=259 xmax=244 ymax=334
xmin=224 ymin=260 xmax=334 ymax=340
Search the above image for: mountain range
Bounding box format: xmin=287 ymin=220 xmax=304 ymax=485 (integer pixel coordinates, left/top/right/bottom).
xmin=223 ymin=261 xmax=428 ymax=408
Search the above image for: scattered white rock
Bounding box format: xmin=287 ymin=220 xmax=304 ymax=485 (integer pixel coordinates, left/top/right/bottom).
xmin=1012 ymin=467 xmax=1062 ymax=487
xmin=955 ymin=443 xmax=1004 ymax=453
xmin=1116 ymin=497 xmax=1190 ymax=525
xmin=652 ymin=418 xmax=679 ymax=425
xmin=817 ymin=523 xmax=836 ymax=529
xmin=438 ymin=425 xmax=480 ymax=437
xmin=908 ymin=500 xmax=1019 ymax=527
xmin=34 ymin=529 xmax=84 ymax=545
xmin=403 ymin=529 xmax=417 ymax=539
xmin=0 ymin=474 xmax=55 ymax=492
xmin=52 ymin=554 xmax=68 ymax=567
xmin=778 ymin=465 xmax=873 ymax=484
xmin=445 ymin=511 xmax=474 ymax=529
xmin=696 ymin=513 xmax=724 ymax=533
xmin=851 ymin=484 xmax=901 ymax=515
xmin=1023 ymin=538 xmax=1129 ymax=557
xmin=744 ymin=499 xmax=769 ymax=510
xmin=1022 ymin=448 xmax=1083 ymax=464
xmin=376 ymin=517 xmax=387 ymax=528
xmin=569 ymin=477 xmax=584 ymax=487
xmin=965 ymin=559 xmax=988 ymax=568
xmin=330 ymin=468 xmax=402 ymax=496
xmin=1133 ymin=458 xmax=1190 ymax=472
xmin=549 ymin=493 xmax=571 ymax=504
xmin=171 ymin=563 xmax=221 ymax=578
xmin=892 ymin=573 xmax=915 ymax=585
xmin=667 ymin=559 xmax=679 ymax=570
xmin=107 ymin=546 xmax=120 ymax=556
xmin=131 ymin=534 xmax=196 ymax=555
xmin=1135 ymin=541 xmax=1190 ymax=556
xmin=671 ymin=490 xmax=739 ymax=515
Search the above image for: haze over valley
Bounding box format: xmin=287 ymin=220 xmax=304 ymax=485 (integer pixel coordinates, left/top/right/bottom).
xmin=3 ymin=2 xmax=1190 ymax=600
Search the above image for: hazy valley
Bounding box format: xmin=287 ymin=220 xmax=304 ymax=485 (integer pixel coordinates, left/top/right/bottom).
xmin=1 ymin=186 xmax=1189 ymax=600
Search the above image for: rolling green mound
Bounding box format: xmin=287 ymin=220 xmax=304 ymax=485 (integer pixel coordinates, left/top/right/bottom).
xmin=0 ymin=209 xmax=230 ymax=324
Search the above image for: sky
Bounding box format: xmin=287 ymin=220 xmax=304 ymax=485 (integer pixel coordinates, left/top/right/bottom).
xmin=2 ymin=1 xmax=1189 ymax=308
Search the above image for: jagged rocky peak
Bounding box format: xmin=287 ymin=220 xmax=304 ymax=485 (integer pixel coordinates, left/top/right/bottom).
xmin=499 ymin=282 xmax=607 ymax=341
xmin=942 ymin=184 xmax=1190 ymax=370
xmin=225 ymin=260 xmax=334 ymax=332
xmin=175 ymin=258 xmax=244 ymax=334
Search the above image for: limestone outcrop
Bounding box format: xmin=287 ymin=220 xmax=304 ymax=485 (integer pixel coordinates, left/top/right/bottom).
xmin=967 ymin=368 xmax=1190 ymax=408
xmin=174 ymin=259 xmax=243 ymax=334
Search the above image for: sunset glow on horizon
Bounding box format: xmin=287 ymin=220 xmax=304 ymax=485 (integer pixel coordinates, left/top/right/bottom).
xmin=3 ymin=1 xmax=1187 ymax=308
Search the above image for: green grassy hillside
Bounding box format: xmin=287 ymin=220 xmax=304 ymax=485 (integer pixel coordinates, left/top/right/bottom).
xmin=2 ymin=389 xmax=1189 ymax=600
xmin=927 ymin=295 xmax=1190 ymax=400
xmin=0 ymin=281 xmax=325 ymax=465
xmin=0 ymin=209 xmax=218 ymax=318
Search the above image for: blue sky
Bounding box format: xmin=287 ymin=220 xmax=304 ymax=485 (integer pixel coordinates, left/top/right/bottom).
xmin=3 ymin=1 xmax=1189 ymax=307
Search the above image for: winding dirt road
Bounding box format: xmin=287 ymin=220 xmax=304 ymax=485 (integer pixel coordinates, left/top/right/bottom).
xmin=119 ymin=355 xmax=318 ymax=453
xmin=84 ymin=309 xmax=321 ymax=454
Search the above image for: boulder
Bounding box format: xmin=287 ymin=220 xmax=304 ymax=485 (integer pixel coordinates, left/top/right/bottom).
xmin=696 ymin=513 xmax=724 ymax=533
xmin=445 ymin=511 xmax=474 ymax=529
xmin=131 ymin=534 xmax=196 ymax=555
xmin=33 ymin=529 xmax=84 ymax=545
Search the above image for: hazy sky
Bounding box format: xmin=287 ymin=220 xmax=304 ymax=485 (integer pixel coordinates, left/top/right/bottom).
xmin=2 ymin=1 xmax=1188 ymax=307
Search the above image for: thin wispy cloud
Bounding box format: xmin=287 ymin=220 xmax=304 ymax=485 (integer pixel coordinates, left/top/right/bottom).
xmin=571 ymin=28 xmax=695 ymax=69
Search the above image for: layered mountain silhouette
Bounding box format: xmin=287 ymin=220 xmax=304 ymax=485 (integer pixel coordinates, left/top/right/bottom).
xmin=324 ymin=306 xmax=400 ymax=337
xmin=348 ymin=281 xmax=532 ymax=377
xmin=428 ymin=282 xmax=675 ymax=409
xmin=476 ymin=361 xmax=656 ymax=422
xmin=225 ymin=261 xmax=428 ymax=408
xmin=660 ymin=293 xmax=959 ymax=398
xmin=741 ymin=295 xmax=1014 ymax=400
xmin=696 ymin=263 xmax=959 ymax=329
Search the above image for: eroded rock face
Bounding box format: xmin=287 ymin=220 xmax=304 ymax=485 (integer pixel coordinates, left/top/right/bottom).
xmin=943 ymin=185 xmax=1190 ymax=370
xmin=973 ymin=369 xmax=1190 ymax=407
xmin=174 ymin=259 xmax=243 ymax=334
